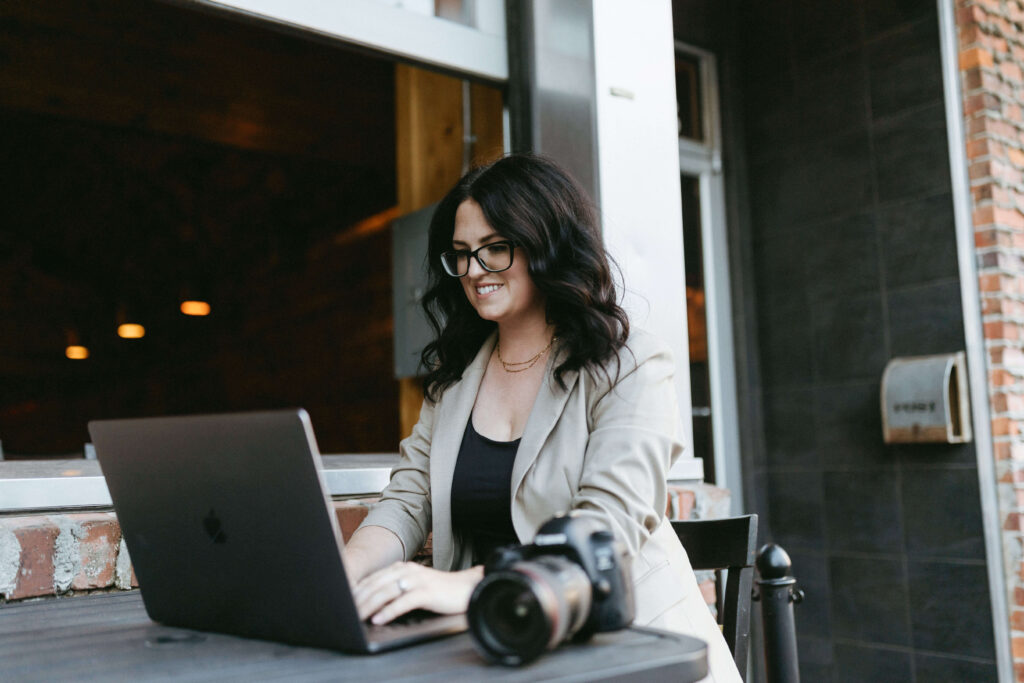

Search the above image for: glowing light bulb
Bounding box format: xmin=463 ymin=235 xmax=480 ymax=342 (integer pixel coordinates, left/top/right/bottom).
xmin=65 ymin=345 xmax=89 ymax=359
xmin=180 ymin=300 xmax=211 ymax=316
xmin=118 ymin=323 xmax=145 ymax=339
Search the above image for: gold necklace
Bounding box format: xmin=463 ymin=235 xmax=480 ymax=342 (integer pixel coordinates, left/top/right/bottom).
xmin=495 ymin=337 xmax=555 ymax=373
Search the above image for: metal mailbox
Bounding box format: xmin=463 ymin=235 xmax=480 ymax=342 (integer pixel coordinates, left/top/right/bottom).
xmin=880 ymin=352 xmax=972 ymax=444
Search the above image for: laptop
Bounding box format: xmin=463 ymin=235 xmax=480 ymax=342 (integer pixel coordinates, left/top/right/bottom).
xmin=88 ymin=409 xmax=466 ymax=653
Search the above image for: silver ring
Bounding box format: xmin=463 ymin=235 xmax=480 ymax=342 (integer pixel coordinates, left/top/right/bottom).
xmin=397 ymin=578 xmax=411 ymax=594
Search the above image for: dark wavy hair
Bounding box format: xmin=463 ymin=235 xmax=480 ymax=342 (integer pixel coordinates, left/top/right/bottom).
xmin=420 ymin=154 xmax=629 ymax=402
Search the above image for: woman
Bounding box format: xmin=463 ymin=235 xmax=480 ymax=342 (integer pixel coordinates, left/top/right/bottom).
xmin=345 ymin=154 xmax=740 ymax=682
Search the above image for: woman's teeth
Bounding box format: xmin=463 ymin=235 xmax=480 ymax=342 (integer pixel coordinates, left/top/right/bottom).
xmin=477 ymin=284 xmax=501 ymax=295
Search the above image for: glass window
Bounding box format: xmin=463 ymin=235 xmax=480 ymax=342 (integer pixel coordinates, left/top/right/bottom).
xmin=675 ymin=52 xmax=703 ymax=142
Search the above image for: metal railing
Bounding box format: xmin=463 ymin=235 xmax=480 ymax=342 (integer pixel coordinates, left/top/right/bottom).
xmin=753 ymin=543 xmax=803 ymax=683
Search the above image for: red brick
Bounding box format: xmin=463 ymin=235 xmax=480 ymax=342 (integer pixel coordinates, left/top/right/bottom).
xmin=666 ymin=487 xmax=697 ymax=521
xmin=971 ymin=158 xmax=997 ymax=181
xmin=67 ymin=513 xmax=120 ymax=591
xmin=976 ymin=228 xmax=1014 ymax=247
xmin=973 ymin=116 xmax=1019 ymax=139
xmin=998 ymin=207 xmax=1024 ymax=228
xmin=1016 ymin=585 xmax=1024 ymax=605
xmin=979 ymin=273 xmax=1007 ymax=292
xmin=959 ymin=5 xmax=989 ymax=28
xmin=966 ymin=92 xmax=1003 ymax=116
xmin=968 ymin=138 xmax=995 ymax=159
xmin=1006 ymin=512 xmax=1024 ymax=531
xmin=994 ymin=415 xmax=1021 ymax=435
xmin=996 ymin=159 xmax=1024 ymax=185
xmin=333 ymin=502 xmax=370 ymax=543
xmin=984 ymin=320 xmax=1017 ymax=340
xmin=962 ymin=46 xmax=996 ymax=69
xmin=1013 ymin=610 xmax=1024 ymax=631
xmin=993 ymin=369 xmax=1020 ymax=386
xmin=1003 ymin=60 xmax=1024 ymax=83
xmin=995 ymin=185 xmax=1016 ymax=205
xmin=990 ymin=35 xmax=1011 ymax=54
xmin=3 ymin=517 xmax=59 ymax=600
xmin=976 ymin=204 xmax=998 ymax=226
xmin=1013 ymin=635 xmax=1024 ymax=659
xmin=960 ymin=21 xmax=986 ymax=47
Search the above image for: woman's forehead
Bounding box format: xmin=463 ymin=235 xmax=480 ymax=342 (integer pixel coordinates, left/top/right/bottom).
xmin=452 ymin=199 xmax=499 ymax=244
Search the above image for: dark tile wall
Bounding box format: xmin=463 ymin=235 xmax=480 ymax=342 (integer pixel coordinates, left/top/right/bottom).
xmin=738 ymin=1 xmax=996 ymax=680
xmin=674 ymin=0 xmax=997 ymax=680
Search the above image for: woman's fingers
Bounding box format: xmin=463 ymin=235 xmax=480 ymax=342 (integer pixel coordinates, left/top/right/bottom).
xmin=353 ymin=563 xmax=484 ymax=624
xmin=368 ymin=586 xmax=423 ymax=625
xmin=353 ymin=562 xmax=419 ymax=621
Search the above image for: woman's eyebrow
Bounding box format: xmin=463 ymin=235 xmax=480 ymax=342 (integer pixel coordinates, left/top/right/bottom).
xmin=452 ymin=232 xmax=501 ymax=248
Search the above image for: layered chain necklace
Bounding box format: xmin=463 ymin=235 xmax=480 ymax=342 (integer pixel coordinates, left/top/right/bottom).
xmin=495 ymin=336 xmax=555 ymax=373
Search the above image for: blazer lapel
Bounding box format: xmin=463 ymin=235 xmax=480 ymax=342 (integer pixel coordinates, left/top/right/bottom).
xmin=510 ymin=345 xmax=579 ymax=532
xmin=430 ymin=332 xmax=496 ymax=570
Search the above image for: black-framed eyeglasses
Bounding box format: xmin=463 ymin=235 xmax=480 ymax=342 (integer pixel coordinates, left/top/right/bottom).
xmin=440 ymin=240 xmax=517 ymax=277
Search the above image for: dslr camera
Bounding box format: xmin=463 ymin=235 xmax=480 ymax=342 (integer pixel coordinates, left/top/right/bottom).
xmin=467 ymin=512 xmax=635 ymax=665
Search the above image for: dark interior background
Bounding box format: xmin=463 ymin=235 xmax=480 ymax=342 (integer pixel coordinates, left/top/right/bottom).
xmin=674 ymin=0 xmax=997 ymax=679
xmin=0 ymin=0 xmax=399 ymax=455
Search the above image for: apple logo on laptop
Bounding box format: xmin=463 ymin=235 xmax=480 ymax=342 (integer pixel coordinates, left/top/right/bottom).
xmin=203 ymin=509 xmax=227 ymax=544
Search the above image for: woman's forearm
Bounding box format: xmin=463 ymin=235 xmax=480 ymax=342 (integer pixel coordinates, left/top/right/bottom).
xmin=344 ymin=525 xmax=405 ymax=583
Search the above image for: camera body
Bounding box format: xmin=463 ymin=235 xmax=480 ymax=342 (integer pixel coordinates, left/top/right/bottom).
xmin=467 ymin=512 xmax=635 ymax=665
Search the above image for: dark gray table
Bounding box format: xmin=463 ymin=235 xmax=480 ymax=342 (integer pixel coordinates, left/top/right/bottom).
xmin=0 ymin=592 xmax=707 ymax=681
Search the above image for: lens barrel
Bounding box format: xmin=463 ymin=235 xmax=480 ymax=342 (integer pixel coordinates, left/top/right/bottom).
xmin=468 ymin=556 xmax=592 ymax=666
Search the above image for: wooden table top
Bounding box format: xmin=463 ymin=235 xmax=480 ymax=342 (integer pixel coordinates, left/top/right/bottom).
xmin=0 ymin=591 xmax=708 ymax=682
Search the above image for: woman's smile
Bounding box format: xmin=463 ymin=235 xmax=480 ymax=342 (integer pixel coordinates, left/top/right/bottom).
xmin=475 ymin=283 xmax=503 ymax=297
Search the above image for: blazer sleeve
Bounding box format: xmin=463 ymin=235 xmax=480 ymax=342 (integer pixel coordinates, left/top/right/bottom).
xmin=569 ymin=335 xmax=685 ymax=557
xmin=358 ymin=397 xmax=435 ymax=560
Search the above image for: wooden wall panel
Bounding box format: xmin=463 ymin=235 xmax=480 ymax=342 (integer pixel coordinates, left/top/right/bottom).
xmin=393 ymin=66 xmax=504 ymax=438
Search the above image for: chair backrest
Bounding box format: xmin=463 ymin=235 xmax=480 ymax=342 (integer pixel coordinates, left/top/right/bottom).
xmin=672 ymin=514 xmax=758 ymax=678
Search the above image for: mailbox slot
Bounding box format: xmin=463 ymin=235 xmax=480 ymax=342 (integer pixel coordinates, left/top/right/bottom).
xmin=881 ymin=352 xmax=972 ymax=444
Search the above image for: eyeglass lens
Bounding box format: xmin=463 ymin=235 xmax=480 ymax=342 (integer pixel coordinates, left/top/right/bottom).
xmin=442 ymin=242 xmax=513 ymax=276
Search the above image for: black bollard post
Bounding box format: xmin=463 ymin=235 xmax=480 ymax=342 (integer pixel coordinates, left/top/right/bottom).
xmin=753 ymin=543 xmax=802 ymax=683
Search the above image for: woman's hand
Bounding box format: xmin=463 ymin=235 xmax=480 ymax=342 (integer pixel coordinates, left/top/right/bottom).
xmin=353 ymin=561 xmax=484 ymax=625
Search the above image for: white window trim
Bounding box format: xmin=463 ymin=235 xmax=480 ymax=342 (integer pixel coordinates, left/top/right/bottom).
xmin=676 ymin=41 xmax=743 ymax=509
xmin=194 ymin=0 xmax=508 ymax=82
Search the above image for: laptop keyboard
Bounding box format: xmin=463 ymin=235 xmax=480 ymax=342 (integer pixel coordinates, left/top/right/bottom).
xmin=367 ymin=609 xmax=440 ymax=634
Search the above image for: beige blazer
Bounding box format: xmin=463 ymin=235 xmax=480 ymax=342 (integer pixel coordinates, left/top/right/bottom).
xmin=361 ymin=329 xmax=740 ymax=682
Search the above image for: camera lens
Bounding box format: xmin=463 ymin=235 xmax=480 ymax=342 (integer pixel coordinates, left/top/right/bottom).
xmin=468 ymin=557 xmax=592 ymax=666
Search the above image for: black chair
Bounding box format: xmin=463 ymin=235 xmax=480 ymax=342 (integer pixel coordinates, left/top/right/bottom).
xmin=672 ymin=514 xmax=758 ymax=678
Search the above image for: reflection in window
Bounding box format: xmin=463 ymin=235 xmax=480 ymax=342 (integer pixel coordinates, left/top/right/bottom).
xmin=675 ymin=52 xmax=703 ymax=142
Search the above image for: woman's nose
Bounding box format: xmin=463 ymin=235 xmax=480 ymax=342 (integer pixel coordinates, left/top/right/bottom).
xmin=466 ymin=254 xmax=486 ymax=278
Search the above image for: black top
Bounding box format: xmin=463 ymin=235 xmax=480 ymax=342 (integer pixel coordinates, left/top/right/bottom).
xmin=450 ymin=416 xmax=520 ymax=565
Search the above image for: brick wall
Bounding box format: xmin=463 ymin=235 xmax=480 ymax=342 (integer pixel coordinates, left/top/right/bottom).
xmin=0 ymin=501 xmax=375 ymax=601
xmin=0 ymin=484 xmax=720 ymax=603
xmin=958 ymin=0 xmax=1024 ymax=678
